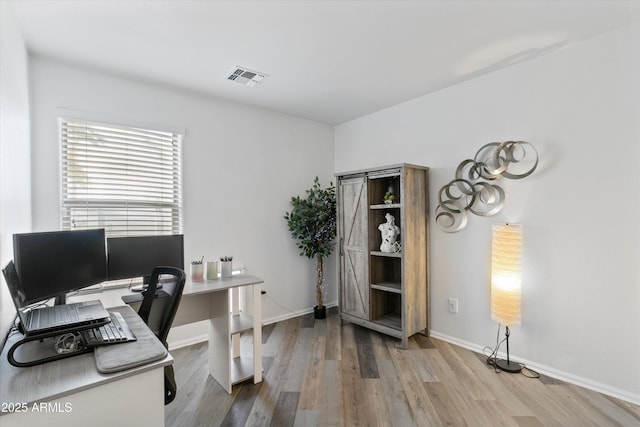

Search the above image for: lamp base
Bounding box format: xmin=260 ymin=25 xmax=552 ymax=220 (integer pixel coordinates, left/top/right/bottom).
xmin=495 ymin=358 xmax=522 ymax=373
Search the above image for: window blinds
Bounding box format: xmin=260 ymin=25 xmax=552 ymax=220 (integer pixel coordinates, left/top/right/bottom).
xmin=60 ymin=119 xmax=183 ymax=237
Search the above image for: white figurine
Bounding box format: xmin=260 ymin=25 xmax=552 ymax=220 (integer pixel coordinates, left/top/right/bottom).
xmin=379 ymin=213 xmax=400 ymax=253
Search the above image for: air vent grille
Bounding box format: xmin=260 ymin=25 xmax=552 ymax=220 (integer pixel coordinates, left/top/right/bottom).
xmin=226 ymin=66 xmax=267 ymax=87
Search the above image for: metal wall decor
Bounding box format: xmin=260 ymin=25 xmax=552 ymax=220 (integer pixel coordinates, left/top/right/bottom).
xmin=436 ymin=141 xmax=538 ymax=233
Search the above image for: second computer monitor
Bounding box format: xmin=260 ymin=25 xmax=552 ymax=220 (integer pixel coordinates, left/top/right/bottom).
xmin=107 ymin=234 xmax=184 ymax=282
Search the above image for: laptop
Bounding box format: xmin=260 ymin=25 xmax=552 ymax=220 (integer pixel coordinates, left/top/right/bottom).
xmin=2 ymin=261 xmax=111 ymax=336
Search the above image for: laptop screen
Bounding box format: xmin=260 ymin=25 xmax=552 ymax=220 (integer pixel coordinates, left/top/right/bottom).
xmin=2 ymin=261 xmax=30 ymax=326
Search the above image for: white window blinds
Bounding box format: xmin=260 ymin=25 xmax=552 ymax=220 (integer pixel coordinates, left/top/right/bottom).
xmin=60 ymin=119 xmax=183 ymax=237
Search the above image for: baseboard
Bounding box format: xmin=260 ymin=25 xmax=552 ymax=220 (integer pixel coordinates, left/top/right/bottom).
xmin=168 ymin=300 xmax=339 ymax=350
xmin=429 ymin=330 xmax=640 ymax=406
xmin=262 ymin=308 xmax=314 ymax=325
xmin=168 ymin=334 xmax=208 ymax=351
xmin=262 ymin=300 xmax=338 ymax=325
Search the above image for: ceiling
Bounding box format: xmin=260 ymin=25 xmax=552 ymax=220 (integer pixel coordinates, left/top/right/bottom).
xmin=10 ymin=0 xmax=640 ymax=125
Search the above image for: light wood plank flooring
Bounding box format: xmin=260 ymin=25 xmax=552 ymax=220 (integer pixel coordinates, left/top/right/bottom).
xmin=165 ymin=308 xmax=640 ymax=426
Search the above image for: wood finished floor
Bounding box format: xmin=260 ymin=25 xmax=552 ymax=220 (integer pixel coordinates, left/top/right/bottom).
xmin=165 ymin=308 xmax=640 ymax=427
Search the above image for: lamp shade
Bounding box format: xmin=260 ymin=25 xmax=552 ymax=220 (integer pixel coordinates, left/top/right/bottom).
xmin=490 ymin=224 xmax=522 ymax=326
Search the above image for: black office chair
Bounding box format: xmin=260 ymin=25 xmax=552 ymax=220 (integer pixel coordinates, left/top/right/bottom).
xmin=137 ymin=266 xmax=186 ymax=405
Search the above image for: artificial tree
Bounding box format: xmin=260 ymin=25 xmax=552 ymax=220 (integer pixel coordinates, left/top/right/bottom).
xmin=284 ymin=177 xmax=337 ymax=318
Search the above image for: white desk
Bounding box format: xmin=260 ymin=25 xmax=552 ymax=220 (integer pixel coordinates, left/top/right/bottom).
xmin=170 ymin=274 xmax=264 ymax=393
xmin=0 ymin=306 xmax=172 ymax=427
xmin=74 ymin=274 xmax=264 ymax=394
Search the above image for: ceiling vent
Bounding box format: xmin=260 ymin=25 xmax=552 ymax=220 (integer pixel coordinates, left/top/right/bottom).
xmin=226 ymin=66 xmax=268 ymax=87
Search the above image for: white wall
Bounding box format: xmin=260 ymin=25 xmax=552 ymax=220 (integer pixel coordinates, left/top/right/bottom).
xmin=28 ymin=57 xmax=336 ymax=341
xmin=0 ymin=2 xmax=32 ymax=344
xmin=335 ymin=23 xmax=640 ymax=403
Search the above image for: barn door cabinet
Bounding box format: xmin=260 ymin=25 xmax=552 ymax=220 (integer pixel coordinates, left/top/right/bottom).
xmin=336 ymin=164 xmax=429 ymax=348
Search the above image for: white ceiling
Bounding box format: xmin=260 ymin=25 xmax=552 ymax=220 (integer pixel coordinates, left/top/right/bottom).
xmin=10 ymin=0 xmax=640 ymax=125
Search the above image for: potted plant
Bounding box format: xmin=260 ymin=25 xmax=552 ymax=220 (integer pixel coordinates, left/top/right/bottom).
xmin=284 ymin=177 xmax=337 ymax=319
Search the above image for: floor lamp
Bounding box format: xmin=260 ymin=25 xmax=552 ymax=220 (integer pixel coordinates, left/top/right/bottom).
xmin=490 ymin=223 xmax=523 ymax=373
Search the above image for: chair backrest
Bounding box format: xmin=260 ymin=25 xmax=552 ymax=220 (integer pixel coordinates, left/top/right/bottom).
xmin=136 ymin=266 xmax=185 ymax=405
xmin=137 ymin=266 xmax=186 ymax=346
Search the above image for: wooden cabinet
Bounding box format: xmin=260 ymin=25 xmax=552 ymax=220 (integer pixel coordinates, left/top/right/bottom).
xmin=337 ymin=164 xmax=429 ymax=348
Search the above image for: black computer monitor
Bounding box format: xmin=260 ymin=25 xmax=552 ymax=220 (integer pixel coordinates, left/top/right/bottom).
xmin=107 ymin=234 xmax=184 ymax=282
xmin=13 ymin=228 xmax=108 ymax=305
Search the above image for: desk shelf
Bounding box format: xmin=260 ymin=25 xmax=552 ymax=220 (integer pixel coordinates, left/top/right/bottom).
xmin=230 ymin=313 xmax=255 ymax=385
xmin=205 ymin=276 xmax=263 ymax=394
xmin=231 ymin=356 xmax=254 ymax=385
xmin=230 ymin=313 xmax=253 ymax=335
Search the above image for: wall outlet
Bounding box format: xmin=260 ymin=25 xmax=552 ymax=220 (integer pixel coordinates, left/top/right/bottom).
xmin=448 ymin=298 xmax=459 ymax=314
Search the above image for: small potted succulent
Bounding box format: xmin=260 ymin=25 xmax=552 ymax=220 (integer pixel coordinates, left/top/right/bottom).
xmin=383 ymin=183 xmax=395 ymax=204
xmin=284 ymin=177 xmax=337 ymax=319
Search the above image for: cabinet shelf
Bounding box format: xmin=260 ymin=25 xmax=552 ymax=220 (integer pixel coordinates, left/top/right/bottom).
xmin=373 ymin=314 xmax=402 ymax=331
xmin=370 ymin=203 xmax=401 ymax=210
xmin=371 ymin=282 xmax=402 ymax=294
xmin=370 ymin=251 xmax=402 ymax=258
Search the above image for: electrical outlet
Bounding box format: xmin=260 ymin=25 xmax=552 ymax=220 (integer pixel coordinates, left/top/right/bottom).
xmin=448 ymin=298 xmax=459 ymax=314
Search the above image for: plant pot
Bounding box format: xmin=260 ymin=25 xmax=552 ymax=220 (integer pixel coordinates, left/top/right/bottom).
xmin=314 ymin=305 xmax=326 ymax=319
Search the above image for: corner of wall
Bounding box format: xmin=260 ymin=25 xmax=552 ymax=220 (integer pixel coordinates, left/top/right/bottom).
xmin=0 ymin=0 xmax=32 ymax=347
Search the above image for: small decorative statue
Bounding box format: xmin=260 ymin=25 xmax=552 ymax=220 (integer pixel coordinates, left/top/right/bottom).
xmin=379 ymin=213 xmax=400 ymax=252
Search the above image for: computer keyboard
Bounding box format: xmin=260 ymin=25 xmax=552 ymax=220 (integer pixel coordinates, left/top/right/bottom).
xmin=80 ymin=312 xmax=136 ymax=346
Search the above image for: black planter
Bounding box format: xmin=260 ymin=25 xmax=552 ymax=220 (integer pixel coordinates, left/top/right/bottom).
xmin=314 ymin=305 xmax=326 ymax=319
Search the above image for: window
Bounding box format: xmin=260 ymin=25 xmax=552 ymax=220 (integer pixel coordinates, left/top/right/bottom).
xmin=60 ymin=119 xmax=182 ymax=237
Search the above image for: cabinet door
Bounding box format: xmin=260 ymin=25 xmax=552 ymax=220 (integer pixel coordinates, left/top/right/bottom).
xmin=338 ymin=176 xmax=369 ymax=320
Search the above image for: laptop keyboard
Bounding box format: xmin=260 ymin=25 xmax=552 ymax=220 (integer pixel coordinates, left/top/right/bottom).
xmin=33 ymin=304 xmax=79 ymax=328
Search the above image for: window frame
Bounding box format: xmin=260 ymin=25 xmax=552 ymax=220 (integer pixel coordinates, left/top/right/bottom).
xmin=59 ymin=117 xmax=184 ymax=291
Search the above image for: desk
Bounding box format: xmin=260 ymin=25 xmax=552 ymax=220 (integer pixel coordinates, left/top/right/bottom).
xmin=0 ymin=306 xmax=172 ymax=427
xmin=166 ymin=274 xmax=264 ymax=393
xmin=71 ymin=274 xmax=264 ymax=394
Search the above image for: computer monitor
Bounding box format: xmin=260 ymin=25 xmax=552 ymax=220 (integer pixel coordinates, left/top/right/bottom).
xmin=107 ymin=234 xmax=184 ymax=282
xmin=13 ymin=228 xmax=108 ymax=305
